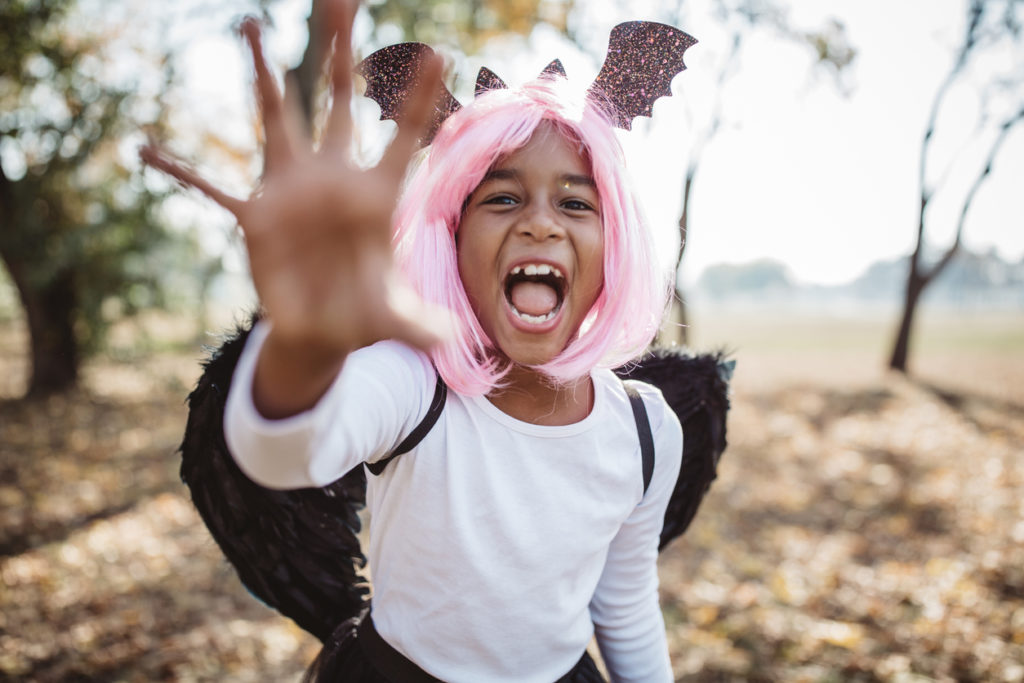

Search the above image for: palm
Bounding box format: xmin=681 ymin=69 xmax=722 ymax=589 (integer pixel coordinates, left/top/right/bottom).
xmin=240 ymin=158 xmax=397 ymax=352
xmin=141 ymin=0 xmax=446 ymax=355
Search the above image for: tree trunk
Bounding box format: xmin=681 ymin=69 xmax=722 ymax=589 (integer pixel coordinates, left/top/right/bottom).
xmin=673 ymin=170 xmax=695 ymax=347
xmin=888 ymin=265 xmax=925 ymax=373
xmin=675 ymin=295 xmax=689 ymax=337
xmin=287 ymin=0 xmax=327 ymax=129
xmin=3 ymin=259 xmax=79 ymax=396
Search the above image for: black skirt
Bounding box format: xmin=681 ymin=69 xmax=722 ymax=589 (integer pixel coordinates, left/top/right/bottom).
xmin=304 ymin=612 xmax=607 ymax=683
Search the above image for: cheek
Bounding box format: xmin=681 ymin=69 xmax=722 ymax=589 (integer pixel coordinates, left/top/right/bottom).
xmin=456 ymin=242 xmax=488 ymax=310
xmin=579 ymin=230 xmax=605 ymax=295
xmin=455 ymin=216 xmax=503 ymax=300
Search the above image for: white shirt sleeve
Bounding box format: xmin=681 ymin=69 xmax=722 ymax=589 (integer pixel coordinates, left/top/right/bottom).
xmin=223 ymin=321 xmax=437 ymax=490
xmin=589 ymin=384 xmax=683 ymax=683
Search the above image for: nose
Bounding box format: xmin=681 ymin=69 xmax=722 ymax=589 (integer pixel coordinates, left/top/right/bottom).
xmin=516 ymin=204 xmax=564 ymax=242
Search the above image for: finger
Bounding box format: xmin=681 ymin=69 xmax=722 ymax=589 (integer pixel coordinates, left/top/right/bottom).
xmin=241 ymin=17 xmax=296 ymax=172
xmin=321 ymin=0 xmax=359 ymax=155
xmin=378 ymin=53 xmax=443 ymax=177
xmin=139 ymin=145 xmax=246 ymax=216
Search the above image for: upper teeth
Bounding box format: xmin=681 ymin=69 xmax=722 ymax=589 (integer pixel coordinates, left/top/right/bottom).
xmin=512 ymin=264 xmax=564 ymax=278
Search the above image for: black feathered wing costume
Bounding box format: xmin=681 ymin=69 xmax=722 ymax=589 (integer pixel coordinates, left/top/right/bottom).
xmin=179 ymin=317 xmax=732 ymax=642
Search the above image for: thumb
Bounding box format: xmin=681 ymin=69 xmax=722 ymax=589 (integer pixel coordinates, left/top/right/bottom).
xmin=385 ymin=281 xmax=455 ymax=353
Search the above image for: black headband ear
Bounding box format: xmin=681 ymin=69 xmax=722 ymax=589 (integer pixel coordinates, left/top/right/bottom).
xmin=474 ymin=58 xmax=566 ymax=98
xmin=356 ymin=21 xmax=697 ymax=144
xmin=474 ymin=66 xmax=507 ymax=96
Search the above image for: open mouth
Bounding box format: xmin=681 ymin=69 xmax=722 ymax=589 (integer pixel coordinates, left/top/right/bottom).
xmin=504 ymin=263 xmax=566 ymax=324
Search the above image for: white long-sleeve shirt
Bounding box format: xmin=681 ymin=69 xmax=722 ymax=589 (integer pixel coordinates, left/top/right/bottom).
xmin=225 ymin=323 xmax=682 ymax=682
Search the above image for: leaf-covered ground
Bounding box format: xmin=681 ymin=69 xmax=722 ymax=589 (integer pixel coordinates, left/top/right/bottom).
xmin=1 ymin=312 xmax=1022 ymax=681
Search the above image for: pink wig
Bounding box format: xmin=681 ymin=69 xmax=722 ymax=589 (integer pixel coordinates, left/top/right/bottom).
xmin=392 ymin=78 xmax=670 ymax=396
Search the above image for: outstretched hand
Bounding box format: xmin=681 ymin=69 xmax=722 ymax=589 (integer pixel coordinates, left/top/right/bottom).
xmin=141 ymin=0 xmax=450 ymax=365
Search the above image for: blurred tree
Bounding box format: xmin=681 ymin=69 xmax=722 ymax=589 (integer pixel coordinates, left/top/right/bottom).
xmin=889 ymin=0 xmax=1024 ymax=372
xmin=0 ymin=0 xmax=175 ymax=396
xmin=364 ymin=0 xmax=569 ymax=52
xmin=284 ymin=0 xmax=572 ymax=127
xmin=697 ymin=258 xmax=794 ymax=299
xmin=648 ymin=0 xmax=855 ymax=345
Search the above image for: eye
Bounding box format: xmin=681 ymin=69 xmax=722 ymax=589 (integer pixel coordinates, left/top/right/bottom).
xmin=561 ymin=198 xmax=595 ymax=212
xmin=483 ymin=194 xmax=518 ymax=207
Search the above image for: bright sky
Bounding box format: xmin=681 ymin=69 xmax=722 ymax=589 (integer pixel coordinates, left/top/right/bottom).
xmin=129 ymin=0 xmax=1024 ymax=287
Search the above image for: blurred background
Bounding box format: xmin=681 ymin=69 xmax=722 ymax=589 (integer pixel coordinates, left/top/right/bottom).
xmin=1 ymin=0 xmax=1022 ymax=680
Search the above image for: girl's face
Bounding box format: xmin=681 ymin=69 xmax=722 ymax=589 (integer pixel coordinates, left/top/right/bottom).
xmin=457 ymin=122 xmax=604 ymax=368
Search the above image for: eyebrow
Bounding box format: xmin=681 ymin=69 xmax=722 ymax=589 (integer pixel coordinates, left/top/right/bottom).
xmin=480 ymin=168 xmax=596 ymax=188
xmin=561 ymin=173 xmax=597 ymax=188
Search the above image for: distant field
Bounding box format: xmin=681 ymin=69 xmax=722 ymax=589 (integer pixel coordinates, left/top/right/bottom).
xmin=680 ymin=304 xmax=1024 ymax=405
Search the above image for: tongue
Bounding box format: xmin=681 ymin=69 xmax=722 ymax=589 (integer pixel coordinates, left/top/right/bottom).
xmin=510 ymin=281 xmax=558 ymax=316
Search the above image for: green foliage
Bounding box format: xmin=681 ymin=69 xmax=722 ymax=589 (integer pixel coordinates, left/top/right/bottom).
xmin=365 ymin=0 xmax=570 ymax=52
xmin=0 ymin=0 xmax=185 ymax=363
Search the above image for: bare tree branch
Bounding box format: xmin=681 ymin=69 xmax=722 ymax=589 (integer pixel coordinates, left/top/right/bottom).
xmin=922 ymin=104 xmax=1024 ymax=284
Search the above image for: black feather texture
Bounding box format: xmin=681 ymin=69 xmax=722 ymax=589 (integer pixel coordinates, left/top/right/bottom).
xmin=178 ymin=315 xmax=370 ymax=642
xmin=614 ymin=348 xmax=733 ymax=550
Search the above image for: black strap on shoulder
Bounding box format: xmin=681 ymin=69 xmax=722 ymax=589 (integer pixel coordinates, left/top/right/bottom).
xmin=623 ymin=382 xmax=655 ymax=496
xmin=366 ymin=372 xmax=448 ymax=476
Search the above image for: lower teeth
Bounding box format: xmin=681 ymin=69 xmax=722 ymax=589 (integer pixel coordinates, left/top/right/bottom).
xmin=513 ymin=307 xmax=556 ymax=324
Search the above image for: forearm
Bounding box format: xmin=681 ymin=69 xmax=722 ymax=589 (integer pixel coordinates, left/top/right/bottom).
xmin=252 ymin=328 xmax=348 ymax=419
xmin=225 ymin=322 xmax=437 ymax=489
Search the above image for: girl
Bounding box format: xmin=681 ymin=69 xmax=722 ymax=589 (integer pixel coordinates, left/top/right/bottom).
xmin=146 ymin=2 xmax=701 ymax=680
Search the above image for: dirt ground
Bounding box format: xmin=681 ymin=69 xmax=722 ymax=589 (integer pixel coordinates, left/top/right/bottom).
xmin=1 ymin=308 xmax=1022 ymax=682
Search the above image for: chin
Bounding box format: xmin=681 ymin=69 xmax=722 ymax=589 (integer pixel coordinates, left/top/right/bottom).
xmin=493 ymin=324 xmax=579 ymax=372
xmin=505 ymin=348 xmax=561 ymax=369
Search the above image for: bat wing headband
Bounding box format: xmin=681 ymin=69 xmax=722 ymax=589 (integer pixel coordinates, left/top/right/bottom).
xmin=355 ymin=21 xmax=698 ymax=144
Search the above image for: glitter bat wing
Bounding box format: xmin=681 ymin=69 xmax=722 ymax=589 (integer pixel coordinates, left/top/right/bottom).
xmin=590 ymin=21 xmax=698 ymax=130
xmin=355 ymin=43 xmax=462 ymax=145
